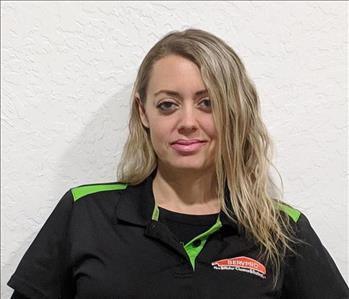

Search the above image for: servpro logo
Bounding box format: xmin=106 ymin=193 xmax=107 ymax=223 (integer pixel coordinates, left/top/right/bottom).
xmin=211 ymin=256 xmax=266 ymax=279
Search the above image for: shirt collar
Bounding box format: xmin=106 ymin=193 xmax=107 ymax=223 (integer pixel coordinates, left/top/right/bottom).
xmin=115 ymin=170 xmax=239 ymax=232
xmin=115 ymin=170 xmax=157 ymax=226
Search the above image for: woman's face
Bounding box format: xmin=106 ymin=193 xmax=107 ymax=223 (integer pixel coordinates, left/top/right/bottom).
xmin=137 ymin=54 xmax=217 ymax=173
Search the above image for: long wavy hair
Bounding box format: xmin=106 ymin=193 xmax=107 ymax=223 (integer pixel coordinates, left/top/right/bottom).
xmin=117 ymin=28 xmax=299 ymax=286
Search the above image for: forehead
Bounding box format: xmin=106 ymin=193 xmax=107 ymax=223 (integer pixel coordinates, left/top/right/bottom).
xmin=147 ymin=55 xmax=207 ymax=96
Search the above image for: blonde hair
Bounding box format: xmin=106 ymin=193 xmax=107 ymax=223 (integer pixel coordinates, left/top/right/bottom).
xmin=117 ymin=28 xmax=298 ymax=285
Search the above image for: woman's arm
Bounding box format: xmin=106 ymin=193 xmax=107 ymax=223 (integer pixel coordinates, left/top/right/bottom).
xmin=7 ymin=190 xmax=75 ymax=298
xmin=281 ymin=213 xmax=349 ymax=298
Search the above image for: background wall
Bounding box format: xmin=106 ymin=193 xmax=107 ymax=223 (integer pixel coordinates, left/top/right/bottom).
xmin=1 ymin=1 xmax=348 ymax=296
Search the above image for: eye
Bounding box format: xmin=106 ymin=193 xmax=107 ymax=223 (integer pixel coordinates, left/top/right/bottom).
xmin=156 ymin=101 xmax=178 ymax=112
xmin=198 ymin=98 xmax=212 ymax=110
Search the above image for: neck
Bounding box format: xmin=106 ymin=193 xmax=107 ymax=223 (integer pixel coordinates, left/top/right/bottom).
xmin=152 ymin=164 xmax=220 ymax=215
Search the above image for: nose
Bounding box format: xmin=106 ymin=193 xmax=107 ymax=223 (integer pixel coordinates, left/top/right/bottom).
xmin=177 ymin=105 xmax=198 ymax=133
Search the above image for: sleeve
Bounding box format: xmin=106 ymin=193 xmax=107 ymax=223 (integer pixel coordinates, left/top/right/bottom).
xmin=7 ymin=189 xmax=76 ymax=299
xmin=11 ymin=291 xmax=30 ymax=299
xmin=281 ymin=213 xmax=349 ymax=298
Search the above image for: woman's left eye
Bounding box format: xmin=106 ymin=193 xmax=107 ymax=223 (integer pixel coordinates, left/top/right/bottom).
xmin=199 ymin=98 xmax=212 ymax=109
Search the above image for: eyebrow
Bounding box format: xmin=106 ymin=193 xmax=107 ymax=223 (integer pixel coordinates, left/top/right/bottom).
xmin=153 ymin=89 xmax=208 ymax=97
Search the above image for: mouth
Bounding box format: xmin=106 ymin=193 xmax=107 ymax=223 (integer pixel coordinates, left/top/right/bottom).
xmin=170 ymin=140 xmax=208 ymax=154
xmin=170 ymin=139 xmax=207 ymax=145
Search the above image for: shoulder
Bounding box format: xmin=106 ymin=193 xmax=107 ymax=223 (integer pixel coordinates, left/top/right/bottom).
xmin=276 ymin=201 xmax=328 ymax=252
xmin=278 ymin=204 xmax=349 ymax=296
xmin=276 ymin=202 xmax=315 ymax=240
xmin=41 ymin=182 xmax=130 ymax=222
xmin=57 ymin=182 xmax=133 ymax=228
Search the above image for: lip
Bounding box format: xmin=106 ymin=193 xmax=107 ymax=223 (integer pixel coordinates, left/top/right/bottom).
xmin=170 ymin=139 xmax=207 ymax=154
xmin=171 ymin=139 xmax=206 ymax=145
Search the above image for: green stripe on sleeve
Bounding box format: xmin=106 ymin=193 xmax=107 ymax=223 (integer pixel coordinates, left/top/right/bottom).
xmin=71 ymin=183 xmax=128 ymax=202
xmin=277 ymin=202 xmax=301 ymax=223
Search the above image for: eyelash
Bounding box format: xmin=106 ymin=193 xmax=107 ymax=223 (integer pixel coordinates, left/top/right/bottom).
xmin=156 ymin=98 xmax=212 ymax=112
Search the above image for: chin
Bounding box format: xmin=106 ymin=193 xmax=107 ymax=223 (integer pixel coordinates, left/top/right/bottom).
xmin=158 ymin=153 xmax=215 ymax=172
xmin=169 ymin=161 xmax=212 ymax=172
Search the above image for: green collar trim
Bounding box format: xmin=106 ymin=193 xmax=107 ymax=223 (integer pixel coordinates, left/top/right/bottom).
xmin=184 ymin=216 xmax=222 ymax=270
xmin=151 ymin=204 xmax=160 ymax=221
xmin=151 ymin=203 xmax=222 ymax=270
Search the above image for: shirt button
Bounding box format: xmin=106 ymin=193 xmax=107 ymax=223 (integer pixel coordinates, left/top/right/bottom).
xmin=192 ymin=239 xmax=201 ymax=247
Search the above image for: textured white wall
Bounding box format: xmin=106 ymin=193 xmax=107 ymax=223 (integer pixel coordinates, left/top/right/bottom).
xmin=1 ymin=1 xmax=348 ymax=297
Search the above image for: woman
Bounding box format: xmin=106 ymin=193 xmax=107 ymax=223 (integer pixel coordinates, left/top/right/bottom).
xmin=8 ymin=28 xmax=348 ymax=298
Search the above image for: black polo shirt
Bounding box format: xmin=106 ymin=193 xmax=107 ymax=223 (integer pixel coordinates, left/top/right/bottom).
xmin=8 ymin=173 xmax=349 ymax=298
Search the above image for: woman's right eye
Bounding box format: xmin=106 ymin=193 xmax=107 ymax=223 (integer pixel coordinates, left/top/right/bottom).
xmin=156 ymin=101 xmax=177 ymax=112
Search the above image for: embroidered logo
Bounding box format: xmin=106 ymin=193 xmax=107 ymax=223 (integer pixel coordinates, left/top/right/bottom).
xmin=211 ymin=256 xmax=266 ymax=279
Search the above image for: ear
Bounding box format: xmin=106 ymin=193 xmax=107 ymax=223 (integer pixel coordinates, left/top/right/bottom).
xmin=136 ymin=92 xmax=149 ymax=128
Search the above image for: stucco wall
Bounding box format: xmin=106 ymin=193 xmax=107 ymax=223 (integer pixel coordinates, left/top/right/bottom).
xmin=2 ymin=1 xmax=348 ymax=297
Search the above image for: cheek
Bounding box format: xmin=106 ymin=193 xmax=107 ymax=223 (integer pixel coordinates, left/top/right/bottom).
xmin=203 ymin=116 xmax=217 ymax=139
xmin=148 ymin=119 xmax=173 ymax=147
